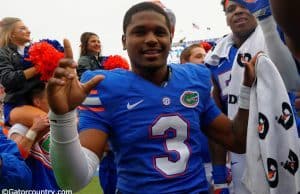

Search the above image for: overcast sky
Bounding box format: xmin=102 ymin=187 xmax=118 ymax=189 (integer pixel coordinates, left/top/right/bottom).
xmin=1 ymin=0 xmax=230 ymax=60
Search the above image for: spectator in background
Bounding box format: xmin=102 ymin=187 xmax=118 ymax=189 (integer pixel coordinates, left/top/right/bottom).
xmin=7 ymin=82 xmax=60 ymax=190
xmin=0 ymin=17 xmax=59 ymax=190
xmin=77 ymin=31 xmax=117 ymax=194
xmin=0 ymin=17 xmax=47 ymax=129
xmin=77 ymin=32 xmax=108 ymax=79
xmin=180 ymin=43 xmax=207 ymax=64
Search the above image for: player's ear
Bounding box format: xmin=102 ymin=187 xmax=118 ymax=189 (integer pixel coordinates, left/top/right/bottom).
xmin=122 ymin=35 xmax=126 ymax=50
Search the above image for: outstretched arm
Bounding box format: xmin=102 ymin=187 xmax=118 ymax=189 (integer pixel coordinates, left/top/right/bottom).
xmin=204 ymin=108 xmax=249 ymax=153
xmin=48 ymin=39 xmax=105 ymax=191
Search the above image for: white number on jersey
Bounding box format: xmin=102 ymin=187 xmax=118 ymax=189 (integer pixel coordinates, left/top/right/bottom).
xmin=150 ymin=115 xmax=190 ymax=177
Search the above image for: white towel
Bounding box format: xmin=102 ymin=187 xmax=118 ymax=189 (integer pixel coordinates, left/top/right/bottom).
xmin=204 ymin=33 xmax=234 ymax=67
xmin=226 ymin=26 xmax=267 ymax=194
xmin=227 ymin=26 xmax=267 ymax=119
xmin=244 ymin=53 xmax=300 ymax=194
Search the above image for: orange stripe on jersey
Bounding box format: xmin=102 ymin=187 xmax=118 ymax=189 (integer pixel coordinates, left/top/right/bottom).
xmin=90 ymin=90 xmax=98 ymax=95
xmin=78 ymin=106 xmax=105 ymax=112
xmin=2 ymin=126 xmax=9 ymax=136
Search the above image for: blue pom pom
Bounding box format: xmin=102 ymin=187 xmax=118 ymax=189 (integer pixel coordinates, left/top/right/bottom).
xmin=40 ymin=39 xmax=64 ymax=52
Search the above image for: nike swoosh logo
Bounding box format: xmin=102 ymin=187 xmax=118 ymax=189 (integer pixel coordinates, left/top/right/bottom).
xmin=127 ymin=100 xmax=144 ymax=110
xmin=231 ymin=161 xmax=238 ymax=166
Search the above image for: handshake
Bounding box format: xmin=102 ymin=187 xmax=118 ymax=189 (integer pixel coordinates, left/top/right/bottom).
xmin=232 ymin=0 xmax=271 ymax=20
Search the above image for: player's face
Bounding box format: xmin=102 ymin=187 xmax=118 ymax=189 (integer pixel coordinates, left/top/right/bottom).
xmin=122 ymin=10 xmax=171 ymax=73
xmin=225 ymin=1 xmax=257 ymax=37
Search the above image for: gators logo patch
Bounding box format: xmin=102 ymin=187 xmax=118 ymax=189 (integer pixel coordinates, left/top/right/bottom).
xmin=180 ymin=91 xmax=199 ymax=108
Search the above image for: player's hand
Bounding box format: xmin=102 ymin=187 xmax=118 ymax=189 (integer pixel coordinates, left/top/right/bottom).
xmin=232 ymin=0 xmax=271 ymax=20
xmin=242 ymin=52 xmax=262 ymax=87
xmin=47 ymin=39 xmax=104 ymax=115
xmin=31 ymin=115 xmax=49 ymax=133
xmin=31 ymin=115 xmax=50 ymax=139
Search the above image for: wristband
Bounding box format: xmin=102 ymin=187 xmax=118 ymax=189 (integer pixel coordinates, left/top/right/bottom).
xmin=25 ymin=129 xmax=37 ymax=141
xmin=49 ymin=110 xmax=78 ymax=144
xmin=49 ymin=109 xmax=77 ymax=124
xmin=212 ymin=165 xmax=227 ymax=184
xmin=239 ymin=85 xmax=251 ymax=110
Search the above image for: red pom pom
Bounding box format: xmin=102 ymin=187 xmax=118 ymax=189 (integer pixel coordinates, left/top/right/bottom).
xmin=103 ymin=55 xmax=130 ymax=70
xmin=200 ymin=42 xmax=212 ymax=53
xmin=26 ymin=41 xmax=64 ymax=81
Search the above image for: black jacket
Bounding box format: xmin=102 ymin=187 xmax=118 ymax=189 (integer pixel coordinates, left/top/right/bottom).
xmin=0 ymin=44 xmax=43 ymax=104
xmin=77 ymin=54 xmax=107 ymax=79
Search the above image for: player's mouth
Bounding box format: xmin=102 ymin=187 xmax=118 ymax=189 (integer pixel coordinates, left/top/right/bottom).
xmin=234 ymin=17 xmax=248 ymax=25
xmin=142 ymin=49 xmax=162 ymax=58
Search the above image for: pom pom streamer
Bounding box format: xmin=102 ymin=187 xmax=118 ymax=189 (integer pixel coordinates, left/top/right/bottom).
xmin=25 ymin=40 xmax=64 ymax=81
xmin=102 ymin=55 xmax=130 ymax=70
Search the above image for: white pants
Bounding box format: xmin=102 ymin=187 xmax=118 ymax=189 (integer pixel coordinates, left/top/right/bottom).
xmin=231 ymin=153 xmax=250 ymax=194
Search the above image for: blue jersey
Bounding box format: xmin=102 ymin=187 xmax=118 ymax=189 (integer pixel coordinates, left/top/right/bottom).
xmin=79 ymin=64 xmax=221 ymax=194
xmin=99 ymin=151 xmax=117 ymax=194
xmin=26 ymin=133 xmax=60 ymax=190
xmin=207 ymin=46 xmax=238 ymax=114
xmin=0 ymin=131 xmax=32 ymax=189
xmin=3 ymin=126 xmax=59 ymax=190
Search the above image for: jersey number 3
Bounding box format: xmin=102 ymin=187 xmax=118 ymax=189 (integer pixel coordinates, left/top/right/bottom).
xmin=150 ymin=114 xmax=191 ymax=177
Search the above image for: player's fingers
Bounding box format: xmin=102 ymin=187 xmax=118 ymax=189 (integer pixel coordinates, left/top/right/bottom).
xmin=82 ymin=75 xmax=105 ymax=94
xmin=63 ymin=39 xmax=73 ymax=59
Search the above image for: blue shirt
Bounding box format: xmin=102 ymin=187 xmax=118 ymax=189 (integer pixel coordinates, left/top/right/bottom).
xmin=0 ymin=131 xmax=32 ymax=189
xmin=79 ymin=64 xmax=221 ymax=194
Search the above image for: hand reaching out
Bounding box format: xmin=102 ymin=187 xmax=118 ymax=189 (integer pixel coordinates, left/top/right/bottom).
xmin=47 ymin=39 xmax=104 ymax=115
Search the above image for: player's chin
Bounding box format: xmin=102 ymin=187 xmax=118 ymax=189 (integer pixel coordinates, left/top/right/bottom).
xmin=145 ymin=58 xmax=166 ymax=67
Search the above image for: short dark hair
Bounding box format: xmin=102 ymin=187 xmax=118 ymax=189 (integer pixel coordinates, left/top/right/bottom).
xmin=122 ymin=2 xmax=171 ymax=34
xmin=26 ymin=82 xmax=46 ymax=105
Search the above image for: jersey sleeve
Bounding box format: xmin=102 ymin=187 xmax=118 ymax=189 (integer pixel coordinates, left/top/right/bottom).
xmin=78 ymin=70 xmax=126 ymax=134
